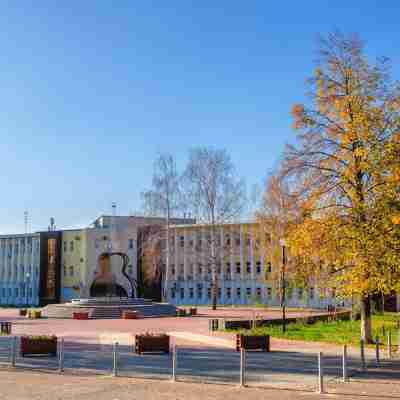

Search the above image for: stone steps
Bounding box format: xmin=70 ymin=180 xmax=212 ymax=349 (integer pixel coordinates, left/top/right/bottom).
xmin=42 ymin=300 xmax=177 ymax=319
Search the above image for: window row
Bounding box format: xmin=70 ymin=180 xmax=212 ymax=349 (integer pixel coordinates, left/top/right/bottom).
xmin=0 ymin=287 xmax=33 ymax=298
xmin=170 ymin=287 xmax=317 ymax=301
xmin=169 ymin=261 xmax=272 ymax=276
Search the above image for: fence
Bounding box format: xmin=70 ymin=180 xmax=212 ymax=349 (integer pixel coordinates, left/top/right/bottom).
xmin=0 ymin=335 xmax=398 ymax=393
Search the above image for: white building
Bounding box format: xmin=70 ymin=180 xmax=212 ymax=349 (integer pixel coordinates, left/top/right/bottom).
xmin=0 ymin=234 xmax=41 ymax=306
xmin=163 ymin=222 xmax=340 ymax=309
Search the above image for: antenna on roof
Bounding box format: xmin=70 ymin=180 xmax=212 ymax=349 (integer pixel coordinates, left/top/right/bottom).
xmin=24 ymin=211 xmax=28 ymax=234
xmin=48 ymin=217 xmax=56 ymax=231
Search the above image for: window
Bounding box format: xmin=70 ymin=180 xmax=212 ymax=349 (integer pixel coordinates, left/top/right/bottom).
xmin=256 ymin=262 xmax=261 ymax=274
xmin=189 ymin=288 xmax=194 ymax=298
xmin=226 ymin=288 xmax=231 ymax=298
xmin=246 ymin=287 xmax=251 ymax=297
xmin=256 ymin=287 xmax=262 ymax=297
xmin=2 ymin=288 xmax=5 ymax=297
xmin=179 ymin=236 xmax=184 ymax=248
xmin=21 ymin=287 xmax=25 ymax=297
xmin=236 ymin=263 xmax=241 ymax=274
xmin=171 ymin=264 xmax=175 ymax=275
xmin=70 ymin=241 xmax=74 ymax=252
xmin=246 ymin=262 xmax=251 ymax=273
xmin=298 ymin=288 xmax=303 ymax=299
xmin=226 ymin=263 xmax=231 ymax=275
xmin=171 ymin=288 xmax=176 ymax=299
xmin=207 ymin=287 xmax=211 ymax=299
xmin=63 ymin=242 xmax=67 ymax=252
xmin=63 ymin=265 xmax=67 ymax=277
xmin=267 ymin=288 xmax=272 ymax=299
xmin=198 ymin=264 xmax=202 ymax=275
xmin=69 ymin=266 xmax=74 ymax=277
xmin=197 ymin=287 xmax=202 ymax=299
xmin=15 ymin=288 xmax=19 ymax=297
xmin=309 ymin=287 xmax=315 ymax=300
xmin=267 ymin=262 xmax=272 ymax=273
xmin=128 ymin=239 xmax=134 ymax=249
xmin=225 ymin=235 xmax=231 ymax=246
xmin=235 ymin=237 xmax=240 ymax=246
xmin=236 ymin=288 xmax=241 ymax=298
xmin=218 ymin=288 xmax=222 ymax=298
xmin=180 ymin=288 xmax=184 ymax=299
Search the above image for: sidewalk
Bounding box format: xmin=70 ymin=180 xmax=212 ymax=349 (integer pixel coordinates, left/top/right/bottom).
xmin=0 ymin=369 xmax=398 ymax=400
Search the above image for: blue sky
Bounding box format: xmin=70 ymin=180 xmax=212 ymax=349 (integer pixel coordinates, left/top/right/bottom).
xmin=1 ymin=1 xmax=399 ymax=233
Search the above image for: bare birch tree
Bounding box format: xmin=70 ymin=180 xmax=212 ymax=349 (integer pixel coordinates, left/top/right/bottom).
xmin=183 ymin=147 xmax=246 ymax=310
xmin=141 ymin=153 xmax=182 ymax=301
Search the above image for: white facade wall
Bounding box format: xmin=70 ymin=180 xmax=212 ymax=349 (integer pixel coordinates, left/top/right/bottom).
xmin=165 ymin=225 xmax=341 ymax=309
xmin=0 ymin=234 xmax=40 ymax=306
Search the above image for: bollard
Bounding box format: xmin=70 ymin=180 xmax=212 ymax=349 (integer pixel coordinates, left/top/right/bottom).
xmin=342 ymin=345 xmax=348 ymax=382
xmin=58 ymin=338 xmax=64 ymax=373
xmin=318 ymin=352 xmax=324 ymax=394
xmin=360 ymin=339 xmax=366 ymax=371
xmin=387 ymin=331 xmax=392 ymax=359
xmin=172 ymin=345 xmax=177 ymax=382
xmin=398 ymin=327 xmax=400 ymax=354
xmin=10 ymin=336 xmax=16 ymax=367
xmin=112 ymin=342 xmax=118 ymax=377
xmin=239 ymin=348 xmax=246 ymax=387
xmin=375 ymin=336 xmax=380 ymax=366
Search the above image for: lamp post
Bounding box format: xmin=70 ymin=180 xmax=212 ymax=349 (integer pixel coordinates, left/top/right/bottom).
xmin=279 ymin=239 xmax=287 ymax=333
xmin=25 ymin=272 xmax=30 ymax=306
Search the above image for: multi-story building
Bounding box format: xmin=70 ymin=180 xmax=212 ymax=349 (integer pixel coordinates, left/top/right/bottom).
xmin=0 ymin=230 xmax=62 ymax=306
xmin=1 ymin=214 xmax=397 ymax=311
xmin=163 ymin=222 xmax=340 ymax=309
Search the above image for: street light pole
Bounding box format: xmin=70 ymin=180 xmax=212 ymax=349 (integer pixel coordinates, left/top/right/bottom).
xmin=280 ymin=239 xmax=287 ymax=333
xmin=25 ymin=273 xmax=30 ymax=306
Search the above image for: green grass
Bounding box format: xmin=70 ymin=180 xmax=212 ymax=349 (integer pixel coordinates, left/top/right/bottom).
xmin=232 ymin=313 xmax=400 ymax=347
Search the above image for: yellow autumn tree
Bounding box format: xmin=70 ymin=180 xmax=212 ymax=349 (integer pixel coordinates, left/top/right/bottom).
xmin=282 ymin=32 xmax=400 ymax=343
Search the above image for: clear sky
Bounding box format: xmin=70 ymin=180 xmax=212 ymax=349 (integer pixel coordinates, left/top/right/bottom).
xmin=1 ymin=1 xmax=399 ymax=234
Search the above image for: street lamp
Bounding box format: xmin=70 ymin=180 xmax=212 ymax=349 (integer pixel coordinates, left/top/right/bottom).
xmin=25 ymin=273 xmax=30 ymax=306
xmin=279 ymin=239 xmax=287 ymax=333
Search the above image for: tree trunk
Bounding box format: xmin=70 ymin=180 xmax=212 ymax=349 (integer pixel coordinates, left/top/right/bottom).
xmin=360 ymin=295 xmax=373 ymax=344
xmin=211 ymin=224 xmax=217 ymax=310
xmin=163 ymin=212 xmax=170 ymax=302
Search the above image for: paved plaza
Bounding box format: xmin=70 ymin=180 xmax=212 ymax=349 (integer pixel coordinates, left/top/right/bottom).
xmin=0 ymin=307 xmax=398 ymax=397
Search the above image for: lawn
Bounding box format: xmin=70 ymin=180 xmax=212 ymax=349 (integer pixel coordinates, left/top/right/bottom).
xmin=233 ymin=313 xmax=400 ymax=346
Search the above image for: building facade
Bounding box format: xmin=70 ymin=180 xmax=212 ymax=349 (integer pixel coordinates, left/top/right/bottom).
xmin=60 ymin=215 xmax=194 ymax=302
xmin=163 ymin=223 xmax=340 ymax=309
xmin=0 ymin=233 xmax=40 ymax=306
xmin=0 ymin=231 xmax=63 ymax=306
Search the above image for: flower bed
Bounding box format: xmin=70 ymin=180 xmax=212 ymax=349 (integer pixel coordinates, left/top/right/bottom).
xmin=73 ymin=312 xmax=89 ymax=320
xmin=189 ymin=307 xmax=197 ymax=316
xmin=0 ymin=322 xmax=11 ymax=335
xmin=28 ymin=310 xmax=41 ymax=319
xmin=236 ymin=334 xmax=270 ymax=352
xmin=20 ymin=336 xmax=57 ymax=357
xmin=135 ymin=333 xmax=170 ymax=354
xmin=122 ymin=311 xmax=141 ymax=319
xmin=176 ymin=309 xmax=186 ymax=317
xmin=19 ymin=309 xmax=27 ymax=317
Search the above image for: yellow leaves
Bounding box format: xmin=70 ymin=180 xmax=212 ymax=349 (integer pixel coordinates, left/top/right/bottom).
xmin=291 ymin=104 xmax=306 ymax=129
xmin=392 ymin=214 xmax=400 ymax=225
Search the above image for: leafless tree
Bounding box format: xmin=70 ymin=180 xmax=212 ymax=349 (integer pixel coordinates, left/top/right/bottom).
xmin=183 ymin=147 xmax=246 ymax=309
xmin=256 ymin=171 xmax=300 ymax=330
xmin=141 ymin=153 xmax=182 ymax=300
